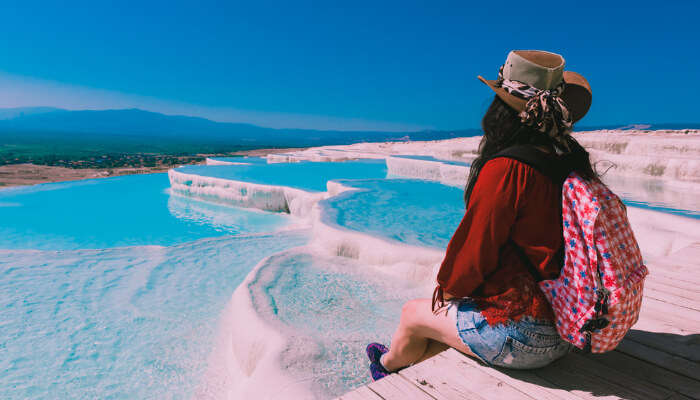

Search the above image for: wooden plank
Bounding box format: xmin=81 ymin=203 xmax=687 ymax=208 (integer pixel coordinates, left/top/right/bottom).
xmin=632 ymin=307 xmax=700 ymax=363
xmin=649 ymin=259 xmax=699 ymax=274
xmin=565 ymin=351 xmax=679 ymax=399
xmin=647 ymin=267 xmax=700 ymax=287
xmin=644 ymin=287 xmax=700 ymax=311
xmin=640 ymin=297 xmax=700 ymax=327
xmin=634 ymin=312 xmax=697 ymax=338
xmin=658 ymin=243 xmax=700 ymax=270
xmin=644 ymin=271 xmax=698 ymax=291
xmin=338 ymin=385 xmax=385 ymax=400
xmin=588 ymin=350 xmax=700 ymax=399
xmin=337 ymin=343 xmax=696 ymax=400
xmin=616 ymin=337 xmax=700 ymax=380
xmin=624 ymin=329 xmax=700 ymax=363
xmin=644 ymin=243 xmax=700 ymax=283
xmin=531 ymin=351 xmax=674 ymax=399
xmin=647 ymin=263 xmax=700 ymax=285
xmin=367 ymin=373 xmax=435 ymax=400
xmin=397 ymin=356 xmax=488 ymax=400
xmin=646 ymin=274 xmax=698 ymax=294
xmin=436 ymin=349 xmax=582 ymax=400
xmin=398 ymin=349 xmax=532 ymax=400
xmin=644 ymin=277 xmax=700 ymax=301
xmin=666 ymin=394 xmax=695 ymax=400
xmin=636 ymin=306 xmax=700 ymax=334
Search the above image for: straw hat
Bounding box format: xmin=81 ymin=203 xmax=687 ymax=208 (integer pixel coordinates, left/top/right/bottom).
xmin=478 ymin=50 xmax=592 ymax=123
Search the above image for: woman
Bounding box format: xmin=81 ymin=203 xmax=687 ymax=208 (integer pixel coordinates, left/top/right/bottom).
xmin=366 ymin=50 xmax=596 ymax=379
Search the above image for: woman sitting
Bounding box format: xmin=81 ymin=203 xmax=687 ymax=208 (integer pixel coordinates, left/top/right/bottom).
xmin=366 ymin=49 xmax=596 ymax=379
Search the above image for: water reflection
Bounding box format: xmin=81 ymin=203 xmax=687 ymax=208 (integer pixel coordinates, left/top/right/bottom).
xmin=166 ymin=191 xmax=287 ymax=233
xmin=602 ymin=174 xmax=700 ymax=218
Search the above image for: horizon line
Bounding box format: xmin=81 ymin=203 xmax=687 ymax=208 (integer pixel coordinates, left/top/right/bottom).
xmin=2 ymin=105 xmax=698 ymax=134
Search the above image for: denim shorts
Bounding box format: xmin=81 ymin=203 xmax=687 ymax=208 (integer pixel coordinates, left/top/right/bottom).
xmin=450 ymin=300 xmax=571 ymax=369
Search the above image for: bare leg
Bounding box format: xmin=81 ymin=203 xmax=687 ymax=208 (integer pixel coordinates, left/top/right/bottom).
xmin=415 ymin=339 xmax=450 ymax=364
xmin=381 ymin=298 xmax=478 ymax=371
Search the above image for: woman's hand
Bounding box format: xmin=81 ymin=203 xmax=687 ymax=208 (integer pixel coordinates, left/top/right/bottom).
xmin=433 ymin=291 xmax=457 ymax=316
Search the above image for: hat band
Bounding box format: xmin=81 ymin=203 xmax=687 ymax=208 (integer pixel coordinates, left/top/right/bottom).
xmin=495 ymin=65 xmax=573 ymax=138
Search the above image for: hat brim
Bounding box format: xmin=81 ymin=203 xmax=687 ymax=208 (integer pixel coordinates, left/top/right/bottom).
xmin=478 ymin=71 xmax=592 ymax=123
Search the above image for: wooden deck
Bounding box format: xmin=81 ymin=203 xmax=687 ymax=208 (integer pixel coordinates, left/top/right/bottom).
xmin=338 ymin=243 xmax=700 ymax=400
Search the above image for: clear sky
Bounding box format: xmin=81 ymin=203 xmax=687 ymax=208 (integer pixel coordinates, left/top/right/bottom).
xmin=0 ymin=1 xmax=697 ymax=130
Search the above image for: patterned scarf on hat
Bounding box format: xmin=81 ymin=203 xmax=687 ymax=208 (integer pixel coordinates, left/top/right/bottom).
xmin=496 ymin=65 xmax=573 ymax=138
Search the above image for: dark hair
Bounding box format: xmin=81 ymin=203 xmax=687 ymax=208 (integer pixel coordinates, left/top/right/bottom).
xmin=464 ymin=95 xmax=597 ymax=205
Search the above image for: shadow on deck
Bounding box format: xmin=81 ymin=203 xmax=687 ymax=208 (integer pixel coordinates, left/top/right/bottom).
xmin=340 ymin=330 xmax=699 ymax=399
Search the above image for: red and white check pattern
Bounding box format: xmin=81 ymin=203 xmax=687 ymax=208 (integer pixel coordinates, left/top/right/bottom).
xmin=540 ymin=173 xmax=648 ymax=352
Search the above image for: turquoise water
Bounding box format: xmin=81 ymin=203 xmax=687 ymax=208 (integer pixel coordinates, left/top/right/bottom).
xmin=0 ymin=174 xmax=306 ymax=399
xmin=322 ymin=179 xmax=465 ymax=248
xmin=175 ymin=159 xmax=387 ymax=192
xmin=622 ymin=200 xmax=699 ymax=219
xmin=0 ymin=231 xmax=308 ymax=399
xmin=208 ymin=156 xmax=270 ymax=164
xmin=394 ymin=154 xmax=470 ymax=166
xmin=0 ymin=174 xmax=286 ymax=250
xmin=249 ymin=250 xmax=425 ymax=398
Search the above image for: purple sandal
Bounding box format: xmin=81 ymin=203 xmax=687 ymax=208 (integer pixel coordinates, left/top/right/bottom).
xmin=365 ymin=343 xmax=390 ymax=381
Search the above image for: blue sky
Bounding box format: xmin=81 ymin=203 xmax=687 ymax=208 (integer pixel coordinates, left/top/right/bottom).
xmin=0 ymin=1 xmax=697 ymax=130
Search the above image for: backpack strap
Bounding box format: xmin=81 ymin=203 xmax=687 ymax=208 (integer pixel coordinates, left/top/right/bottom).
xmin=491 ymin=145 xmax=572 ymax=185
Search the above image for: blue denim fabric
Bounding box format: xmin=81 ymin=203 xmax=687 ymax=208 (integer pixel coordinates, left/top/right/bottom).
xmin=453 ymin=300 xmax=571 ymax=369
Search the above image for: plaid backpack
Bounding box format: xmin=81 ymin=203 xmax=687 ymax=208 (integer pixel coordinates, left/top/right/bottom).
xmin=495 ymin=146 xmax=648 ymax=353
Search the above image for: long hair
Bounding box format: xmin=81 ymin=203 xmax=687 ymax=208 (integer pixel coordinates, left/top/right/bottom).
xmin=464 ymin=95 xmax=597 ymax=205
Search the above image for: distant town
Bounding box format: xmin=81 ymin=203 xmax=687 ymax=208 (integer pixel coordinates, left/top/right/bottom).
xmin=0 ymin=152 xmax=204 ymax=169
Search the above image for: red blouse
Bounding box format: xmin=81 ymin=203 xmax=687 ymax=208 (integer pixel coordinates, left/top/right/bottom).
xmin=435 ymin=157 xmax=563 ymax=325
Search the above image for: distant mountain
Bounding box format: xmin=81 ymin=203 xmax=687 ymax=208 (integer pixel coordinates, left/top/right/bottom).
xmin=617 ymin=123 xmax=700 ymax=130
xmin=0 ymin=107 xmax=63 ymax=120
xmin=616 ymin=124 xmax=653 ymax=130
xmin=0 ymin=108 xmax=479 ymax=149
xmin=2 ymin=107 xmax=697 ymax=156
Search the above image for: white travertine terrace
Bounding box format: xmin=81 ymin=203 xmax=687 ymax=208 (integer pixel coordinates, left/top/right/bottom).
xmin=259 ymin=130 xmax=700 ymax=186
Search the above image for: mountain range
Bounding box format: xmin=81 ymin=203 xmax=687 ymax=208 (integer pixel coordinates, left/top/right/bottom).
xmin=1 ymin=107 xmax=698 ymax=154
xmin=0 ymin=107 xmax=478 ymax=150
